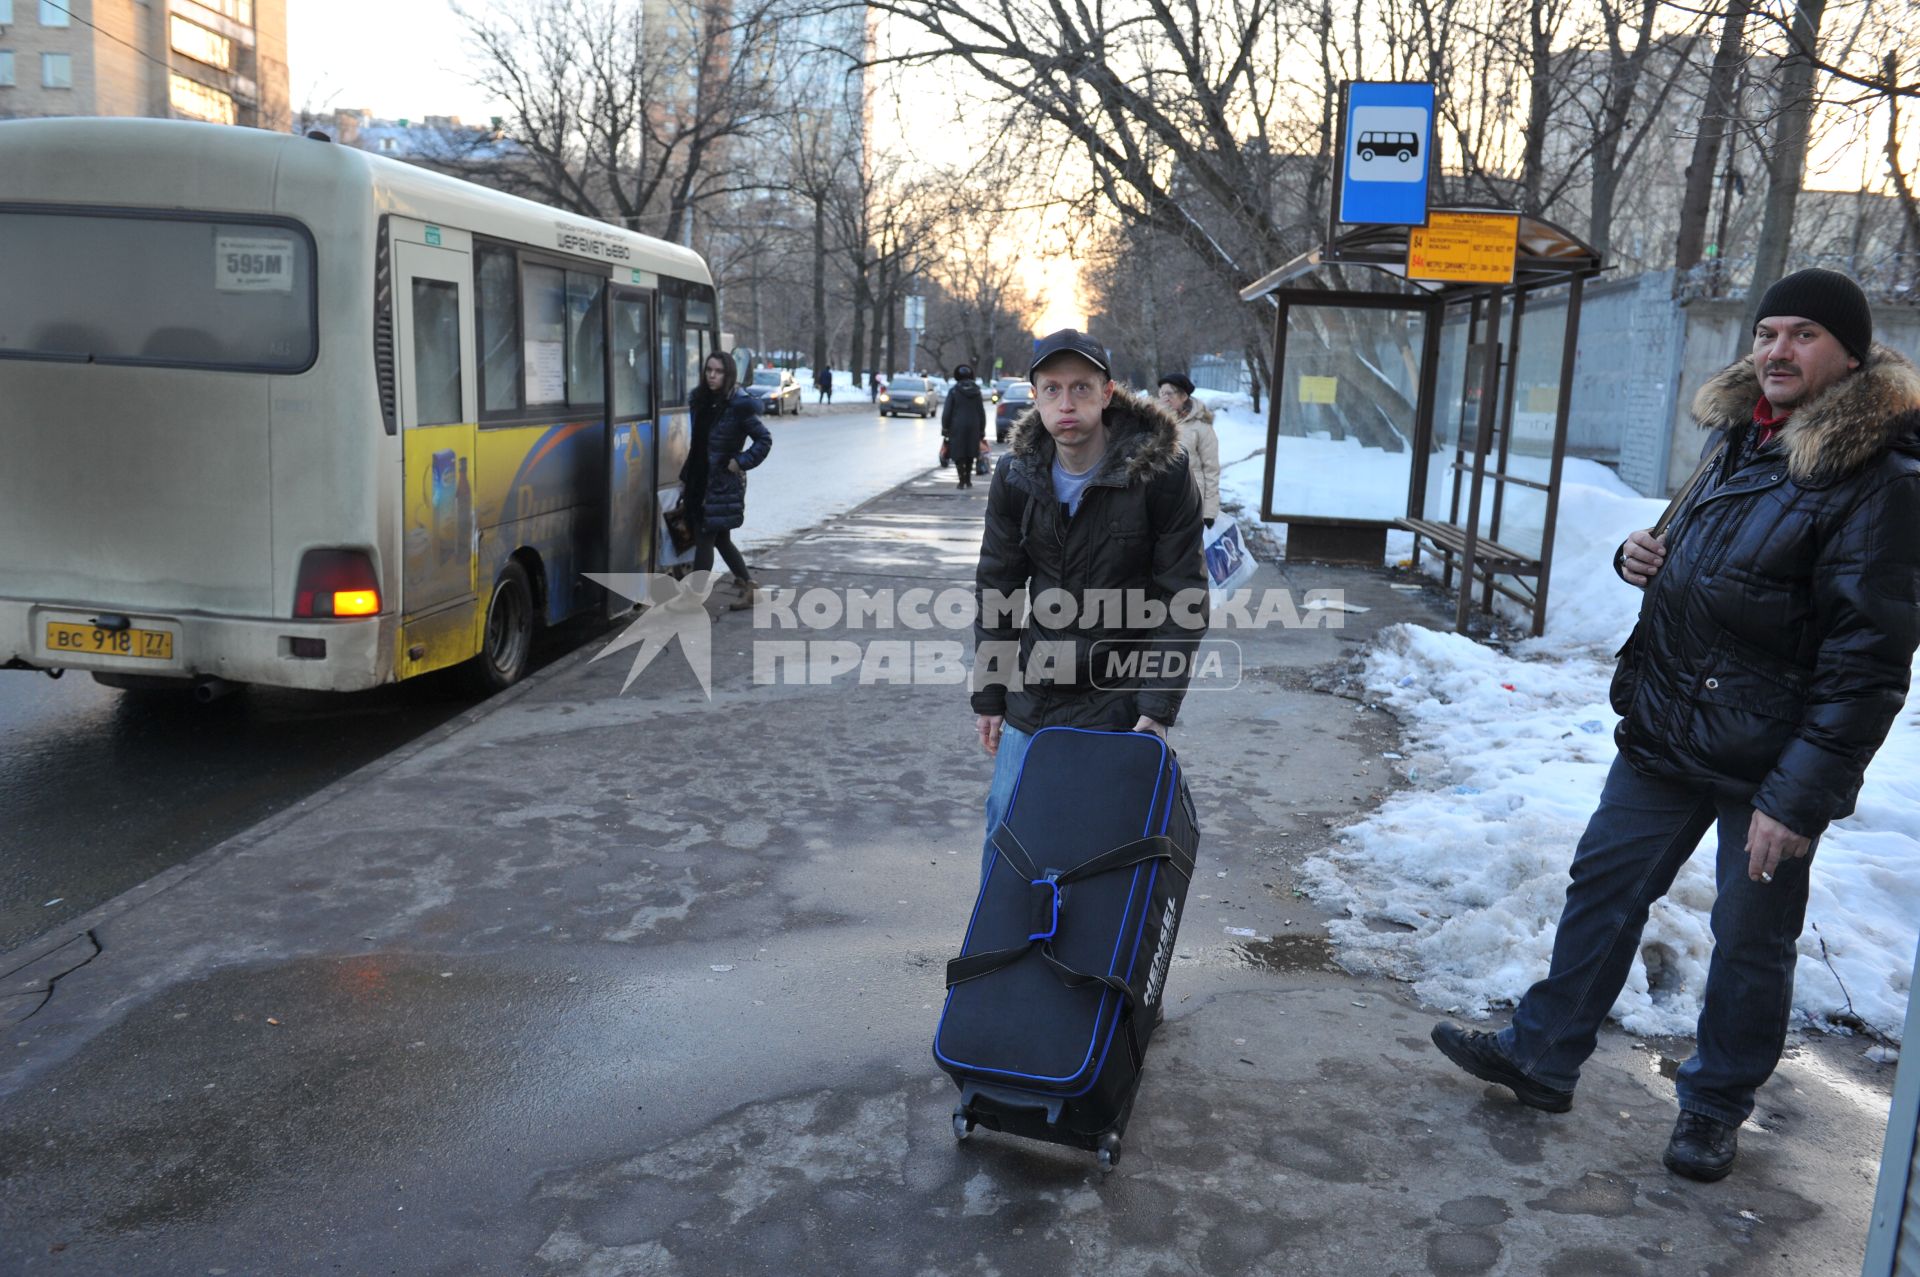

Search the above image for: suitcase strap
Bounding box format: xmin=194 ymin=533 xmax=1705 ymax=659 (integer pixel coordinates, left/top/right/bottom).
xmin=943 ymin=823 xmax=1192 ymax=991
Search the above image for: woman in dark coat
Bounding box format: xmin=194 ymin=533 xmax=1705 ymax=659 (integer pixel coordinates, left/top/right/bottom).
xmin=941 ymin=364 xmax=988 ymax=488
xmin=683 ymin=352 xmax=772 ymax=610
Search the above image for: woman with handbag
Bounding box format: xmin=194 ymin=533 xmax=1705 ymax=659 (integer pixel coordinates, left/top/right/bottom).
xmin=941 ymin=364 xmax=989 ymax=489
xmin=682 ymin=352 xmax=772 ymax=610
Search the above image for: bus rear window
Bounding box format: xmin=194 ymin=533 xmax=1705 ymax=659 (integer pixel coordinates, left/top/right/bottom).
xmin=0 ymin=208 xmax=316 ymax=372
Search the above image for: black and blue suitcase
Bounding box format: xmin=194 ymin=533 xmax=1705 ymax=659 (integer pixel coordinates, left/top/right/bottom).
xmin=933 ymin=726 xmax=1199 ymax=1171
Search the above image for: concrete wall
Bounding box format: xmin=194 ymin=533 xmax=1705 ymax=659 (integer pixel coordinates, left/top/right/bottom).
xmin=1539 ymin=273 xmax=1920 ymax=498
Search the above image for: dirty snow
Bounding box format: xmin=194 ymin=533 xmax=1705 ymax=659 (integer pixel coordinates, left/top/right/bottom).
xmin=1303 ymin=572 xmax=1920 ymax=1043
xmin=1192 ymin=391 xmax=1916 ymax=1040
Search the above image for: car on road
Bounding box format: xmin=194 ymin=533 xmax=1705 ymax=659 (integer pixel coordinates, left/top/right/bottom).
xmin=879 ymin=375 xmax=940 ymax=417
xmin=992 ymin=376 xmax=1023 ymax=405
xmin=746 ymin=368 xmax=803 ymax=416
xmin=994 ymin=381 xmax=1034 ymax=441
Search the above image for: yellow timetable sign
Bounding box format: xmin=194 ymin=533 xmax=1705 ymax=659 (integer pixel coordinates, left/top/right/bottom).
xmin=1297 ymin=375 xmax=1338 ymax=404
xmin=1407 ymin=212 xmax=1519 ymax=283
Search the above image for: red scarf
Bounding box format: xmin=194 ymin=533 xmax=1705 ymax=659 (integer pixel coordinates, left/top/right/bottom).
xmin=1752 ymin=397 xmax=1790 ymax=449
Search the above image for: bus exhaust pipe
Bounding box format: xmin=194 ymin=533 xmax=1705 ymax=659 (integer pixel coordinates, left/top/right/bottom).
xmin=192 ymin=677 xmax=236 ymax=704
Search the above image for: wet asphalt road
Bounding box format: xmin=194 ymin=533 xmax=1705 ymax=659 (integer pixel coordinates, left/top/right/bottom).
xmin=0 ymin=621 xmax=605 ymax=957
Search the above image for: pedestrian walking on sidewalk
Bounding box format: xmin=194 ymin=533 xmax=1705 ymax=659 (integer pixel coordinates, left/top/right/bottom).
xmin=1157 ymin=373 xmax=1221 ymax=529
xmin=816 ymin=366 xmax=833 ymax=404
xmin=942 ymin=364 xmax=988 ymax=489
xmin=683 ymin=351 xmax=773 ymax=611
xmin=1431 ymin=268 xmax=1920 ymax=1183
xmin=969 ymin=329 xmax=1209 ymax=879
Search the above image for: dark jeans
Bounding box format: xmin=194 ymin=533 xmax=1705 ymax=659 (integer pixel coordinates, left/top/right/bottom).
xmin=955 ymin=453 xmax=975 ymax=485
xmin=1498 ymin=755 xmax=1816 ymax=1126
xmin=693 ymin=527 xmax=750 ymax=581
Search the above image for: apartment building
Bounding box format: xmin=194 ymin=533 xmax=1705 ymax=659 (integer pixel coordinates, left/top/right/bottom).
xmin=0 ymin=0 xmax=287 ymax=129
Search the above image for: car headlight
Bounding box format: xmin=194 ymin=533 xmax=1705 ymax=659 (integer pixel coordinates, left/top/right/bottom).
xmin=879 ymin=393 xmax=890 ymax=402
xmin=913 ymin=396 xmax=926 ymax=404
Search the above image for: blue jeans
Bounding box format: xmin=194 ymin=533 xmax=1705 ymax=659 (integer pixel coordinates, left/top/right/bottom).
xmin=980 ymin=723 xmax=1033 ymax=881
xmin=1498 ymin=755 xmax=1816 ymax=1127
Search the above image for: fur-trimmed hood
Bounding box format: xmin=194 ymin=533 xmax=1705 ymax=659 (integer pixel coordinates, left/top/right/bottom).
xmin=1691 ymin=343 xmax=1920 ymax=485
xmin=1008 ymin=385 xmax=1184 ymax=485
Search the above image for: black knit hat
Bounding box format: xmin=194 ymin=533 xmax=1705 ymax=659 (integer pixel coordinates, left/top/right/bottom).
xmin=1755 ymin=268 xmax=1873 ymax=361
xmin=1158 ymin=373 xmax=1195 ymax=396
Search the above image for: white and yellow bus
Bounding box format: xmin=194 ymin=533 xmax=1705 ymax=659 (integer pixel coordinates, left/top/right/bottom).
xmin=0 ymin=118 xmax=719 ymax=696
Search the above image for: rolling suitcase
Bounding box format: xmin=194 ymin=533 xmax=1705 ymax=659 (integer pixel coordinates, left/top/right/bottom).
xmin=933 ymin=726 xmax=1199 ymax=1171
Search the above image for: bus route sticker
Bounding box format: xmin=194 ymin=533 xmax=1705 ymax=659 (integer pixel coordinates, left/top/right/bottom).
xmin=214 ymin=236 xmax=295 ymax=292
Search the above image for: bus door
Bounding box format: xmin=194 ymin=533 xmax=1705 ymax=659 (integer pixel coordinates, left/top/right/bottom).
xmin=604 ymin=285 xmax=656 ymax=614
xmin=393 ymin=234 xmax=480 ymax=672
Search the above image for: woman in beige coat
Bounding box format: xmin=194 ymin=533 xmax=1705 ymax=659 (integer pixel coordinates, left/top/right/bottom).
xmin=1157 ymin=373 xmax=1221 ymax=528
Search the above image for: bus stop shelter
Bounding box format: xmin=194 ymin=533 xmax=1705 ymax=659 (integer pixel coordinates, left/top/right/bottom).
xmin=1238 ymin=210 xmax=1603 ymax=636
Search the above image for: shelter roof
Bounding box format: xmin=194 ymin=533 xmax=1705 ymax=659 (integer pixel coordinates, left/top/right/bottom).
xmin=1240 ymin=208 xmax=1602 ymax=304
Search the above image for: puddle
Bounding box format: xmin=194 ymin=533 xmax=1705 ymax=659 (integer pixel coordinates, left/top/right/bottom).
xmin=1238 ymin=933 xmax=1336 ymax=972
xmin=1653 ymin=1055 xmax=1683 ymax=1080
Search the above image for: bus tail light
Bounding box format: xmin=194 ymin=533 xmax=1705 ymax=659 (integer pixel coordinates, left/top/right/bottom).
xmin=295 ymin=550 xmax=383 ymax=618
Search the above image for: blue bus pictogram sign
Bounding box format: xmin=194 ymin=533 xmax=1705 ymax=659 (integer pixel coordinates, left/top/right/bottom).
xmin=1337 ymin=82 xmax=1436 ymax=227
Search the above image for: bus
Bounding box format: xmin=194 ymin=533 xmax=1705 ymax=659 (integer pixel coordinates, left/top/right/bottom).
xmin=0 ymin=118 xmax=718 ymax=697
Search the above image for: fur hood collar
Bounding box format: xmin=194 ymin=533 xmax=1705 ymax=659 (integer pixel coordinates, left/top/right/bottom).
xmin=1008 ymin=385 xmax=1184 ymax=484
xmin=1691 ymin=344 xmax=1920 ymax=485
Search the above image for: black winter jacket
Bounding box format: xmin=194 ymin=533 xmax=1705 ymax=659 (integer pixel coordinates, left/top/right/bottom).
xmin=971 ymin=388 xmax=1209 ymax=733
xmin=942 ymin=380 xmax=987 ymax=454
xmin=690 ymin=388 xmax=772 ymax=532
xmin=1610 ymin=345 xmax=1920 ymax=836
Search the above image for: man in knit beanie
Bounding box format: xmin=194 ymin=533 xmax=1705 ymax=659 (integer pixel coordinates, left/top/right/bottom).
xmin=1432 ymin=268 xmax=1920 ymax=1183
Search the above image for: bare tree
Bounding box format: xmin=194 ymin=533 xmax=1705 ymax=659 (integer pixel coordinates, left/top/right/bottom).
xmin=1674 ymin=0 xmax=1754 ymax=271
xmin=1744 ymin=0 xmax=1828 ymax=310
xmin=451 ymin=0 xmax=797 ymax=242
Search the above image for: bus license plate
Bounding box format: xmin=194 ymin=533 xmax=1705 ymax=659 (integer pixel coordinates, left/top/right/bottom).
xmin=46 ymin=621 xmax=175 ymax=661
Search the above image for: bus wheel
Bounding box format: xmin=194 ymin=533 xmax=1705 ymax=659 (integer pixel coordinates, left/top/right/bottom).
xmin=466 ymin=561 xmax=534 ymax=694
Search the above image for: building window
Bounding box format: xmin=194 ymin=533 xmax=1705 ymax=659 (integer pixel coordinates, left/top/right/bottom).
xmin=0 ymin=3 xmax=13 ymax=26
xmin=169 ymin=72 xmax=235 ymax=124
xmin=197 ymin=0 xmax=252 ymax=24
xmin=41 ymin=51 xmax=70 ymax=88
xmin=169 ymin=16 xmax=233 ymax=71
xmin=0 ymin=52 xmax=13 ymax=88
xmin=38 ymin=0 xmax=68 ymax=26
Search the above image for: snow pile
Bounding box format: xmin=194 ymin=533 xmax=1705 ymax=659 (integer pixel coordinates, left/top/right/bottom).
xmin=1305 ymin=622 xmax=1920 ymax=1042
xmin=1518 ymin=482 xmax=1664 ymax=653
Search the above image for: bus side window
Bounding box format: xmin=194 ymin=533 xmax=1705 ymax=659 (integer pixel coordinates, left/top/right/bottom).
xmin=521 ymin=263 xmax=567 ymax=408
xmin=657 ymin=292 xmax=684 ymax=405
xmin=612 ymin=295 xmax=653 ymax=420
xmin=410 ymin=279 xmax=463 ymax=426
xmin=684 ymin=294 xmax=713 ymax=398
xmin=565 ymin=271 xmax=605 ymax=408
xmin=476 ymin=245 xmax=521 ymax=416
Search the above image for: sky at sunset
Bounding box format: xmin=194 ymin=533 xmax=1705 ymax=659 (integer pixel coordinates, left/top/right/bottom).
xmin=286 ymin=0 xmax=1082 ymax=329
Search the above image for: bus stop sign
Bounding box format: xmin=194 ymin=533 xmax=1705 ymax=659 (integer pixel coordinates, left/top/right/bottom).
xmin=1336 ymin=81 xmax=1435 ymax=227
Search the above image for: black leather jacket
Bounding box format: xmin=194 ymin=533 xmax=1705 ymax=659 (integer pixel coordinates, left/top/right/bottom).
xmin=1611 ymin=346 xmax=1920 ymax=835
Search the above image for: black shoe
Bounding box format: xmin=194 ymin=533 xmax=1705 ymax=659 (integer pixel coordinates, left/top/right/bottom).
xmin=1430 ymin=1022 xmax=1574 ymax=1112
xmin=1663 ymin=1111 xmax=1738 ymax=1181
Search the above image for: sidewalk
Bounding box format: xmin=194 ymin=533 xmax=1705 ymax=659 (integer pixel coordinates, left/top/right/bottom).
xmin=0 ymin=464 xmax=1890 ymax=1276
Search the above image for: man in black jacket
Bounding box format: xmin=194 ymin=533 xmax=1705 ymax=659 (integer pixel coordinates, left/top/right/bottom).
xmin=942 ymin=364 xmax=988 ymax=489
xmin=970 ymin=329 xmax=1208 ymax=877
xmin=1432 ymin=269 xmax=1920 ymax=1182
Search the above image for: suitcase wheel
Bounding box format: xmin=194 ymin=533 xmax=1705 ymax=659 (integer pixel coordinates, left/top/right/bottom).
xmin=952 ymin=1108 xmax=976 ymax=1141
xmin=1095 ymin=1133 xmax=1122 ymax=1173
